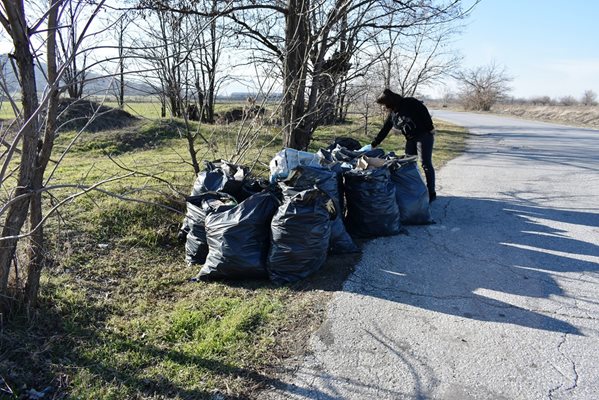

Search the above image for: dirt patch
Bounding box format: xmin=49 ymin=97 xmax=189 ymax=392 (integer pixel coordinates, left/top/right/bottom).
xmin=57 ymin=98 xmax=138 ymax=132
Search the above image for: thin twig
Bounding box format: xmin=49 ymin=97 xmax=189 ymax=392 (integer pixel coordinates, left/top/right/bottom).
xmin=1 ymin=175 xmax=184 ymax=242
xmin=106 ymin=154 xmax=188 ymax=197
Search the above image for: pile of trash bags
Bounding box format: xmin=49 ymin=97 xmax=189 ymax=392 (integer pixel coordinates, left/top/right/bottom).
xmin=180 ymin=138 xmax=433 ymax=284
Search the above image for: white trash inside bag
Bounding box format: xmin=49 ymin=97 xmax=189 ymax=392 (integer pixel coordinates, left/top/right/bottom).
xmin=269 ymin=148 xmax=322 ymax=183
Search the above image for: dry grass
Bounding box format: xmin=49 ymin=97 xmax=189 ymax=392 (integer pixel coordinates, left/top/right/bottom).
xmin=491 ymin=104 xmax=599 ymax=129
xmin=427 ymin=101 xmax=599 ymax=130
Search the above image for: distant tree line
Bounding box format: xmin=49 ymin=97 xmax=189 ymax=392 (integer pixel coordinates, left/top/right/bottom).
xmin=507 ymin=90 xmax=598 ymax=107
xmin=445 ymin=61 xmax=597 ymax=111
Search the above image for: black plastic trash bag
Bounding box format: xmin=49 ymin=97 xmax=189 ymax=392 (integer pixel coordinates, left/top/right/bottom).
xmin=267 ymin=188 xmax=335 ymax=284
xmin=180 ymin=160 xmax=249 ymax=240
xmin=180 ymin=170 xmax=229 ymax=240
xmin=325 ymin=137 xmax=362 ymax=151
xmin=184 ymin=192 xmax=237 ymax=265
xmin=191 ymin=160 xmax=248 ymax=199
xmin=389 ymin=157 xmax=433 ymax=225
xmin=238 ymin=177 xmax=270 ymax=202
xmin=330 ymin=145 xmax=386 ymax=164
xmin=327 ymin=161 xmax=353 ymax=215
xmin=343 ymin=167 xmax=401 ymax=237
xmin=198 ymin=190 xmax=281 ymax=280
xmin=281 ymin=166 xmax=359 ymax=254
xmin=180 ymin=168 xmax=232 ymax=239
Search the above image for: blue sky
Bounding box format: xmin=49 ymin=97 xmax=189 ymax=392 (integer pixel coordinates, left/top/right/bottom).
xmin=448 ymin=0 xmax=599 ymax=99
xmin=1 ymin=1 xmax=597 ymax=100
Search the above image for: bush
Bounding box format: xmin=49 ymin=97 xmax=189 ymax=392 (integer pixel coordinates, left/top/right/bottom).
xmin=559 ymin=96 xmax=578 ymax=106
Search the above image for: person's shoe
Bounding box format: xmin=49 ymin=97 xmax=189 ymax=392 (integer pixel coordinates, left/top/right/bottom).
xmin=429 ymin=192 xmax=437 ymax=203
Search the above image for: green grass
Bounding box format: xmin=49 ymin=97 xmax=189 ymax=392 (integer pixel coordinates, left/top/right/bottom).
xmin=2 ymin=100 xmax=177 ymax=120
xmin=0 ymin=109 xmax=468 ymax=399
xmin=80 ymin=100 xmax=253 ymax=120
xmin=1 ymin=98 xmax=274 ymax=121
xmin=104 ymin=101 xmax=165 ymax=120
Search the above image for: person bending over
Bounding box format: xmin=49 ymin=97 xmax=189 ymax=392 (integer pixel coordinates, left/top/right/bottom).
xmin=363 ymin=88 xmax=437 ymax=202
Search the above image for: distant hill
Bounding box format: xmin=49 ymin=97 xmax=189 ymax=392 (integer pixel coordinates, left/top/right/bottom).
xmin=222 ymin=92 xmax=284 ymax=101
xmin=0 ymin=54 xmax=155 ymax=98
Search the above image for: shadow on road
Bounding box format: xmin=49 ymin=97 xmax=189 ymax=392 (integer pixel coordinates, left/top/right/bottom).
xmin=332 ymin=196 xmax=599 ymax=337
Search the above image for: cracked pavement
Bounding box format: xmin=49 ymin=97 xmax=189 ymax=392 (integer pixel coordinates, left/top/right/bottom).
xmin=259 ymin=111 xmax=599 ymax=399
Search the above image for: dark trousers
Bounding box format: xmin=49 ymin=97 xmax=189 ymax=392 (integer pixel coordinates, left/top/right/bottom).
xmin=405 ymin=133 xmax=435 ymax=195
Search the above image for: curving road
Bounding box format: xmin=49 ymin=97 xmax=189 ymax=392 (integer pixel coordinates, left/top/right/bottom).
xmin=260 ymin=111 xmax=599 ymax=400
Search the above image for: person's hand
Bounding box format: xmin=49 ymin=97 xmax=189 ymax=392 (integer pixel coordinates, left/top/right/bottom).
xmin=358 ymin=144 xmax=372 ymax=152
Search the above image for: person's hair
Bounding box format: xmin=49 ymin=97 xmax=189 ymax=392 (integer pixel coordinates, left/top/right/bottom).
xmin=376 ymin=88 xmax=403 ymax=109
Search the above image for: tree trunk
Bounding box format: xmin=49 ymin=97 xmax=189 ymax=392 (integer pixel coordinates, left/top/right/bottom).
xmin=25 ymin=0 xmax=62 ymax=307
xmin=186 ymin=135 xmax=201 ymax=174
xmin=283 ymin=0 xmax=310 ymax=150
xmin=319 ymin=74 xmax=336 ymax=125
xmin=0 ymin=0 xmax=41 ymax=296
xmin=25 ymin=192 xmax=44 ymax=306
xmin=169 ymin=90 xmax=179 ymax=118
xmin=118 ymin=18 xmax=125 ymax=109
xmin=160 ymin=95 xmax=166 ymax=118
xmin=205 ymin=0 xmax=217 ymax=124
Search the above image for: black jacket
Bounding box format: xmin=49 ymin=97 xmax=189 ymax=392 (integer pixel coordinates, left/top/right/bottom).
xmin=372 ymin=97 xmax=434 ymax=147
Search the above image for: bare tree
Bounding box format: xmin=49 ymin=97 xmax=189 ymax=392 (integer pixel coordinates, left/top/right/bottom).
xmin=132 ymin=1 xmax=230 ymax=123
xmin=195 ymin=0 xmax=226 ymax=123
xmin=375 ymin=22 xmax=463 ymax=97
xmin=530 ymin=95 xmax=554 ymax=106
xmin=455 ymin=61 xmax=512 ymax=111
xmin=58 ymin=0 xmax=91 ymax=99
xmin=137 ymin=0 xmax=475 ymax=150
xmin=0 ymin=0 xmax=108 ymax=308
xmin=581 ymin=90 xmax=597 ymax=106
xmin=130 ymin=2 xmax=233 ymax=173
xmin=115 ymin=13 xmax=132 ymax=109
xmin=559 ymin=95 xmax=578 ymax=107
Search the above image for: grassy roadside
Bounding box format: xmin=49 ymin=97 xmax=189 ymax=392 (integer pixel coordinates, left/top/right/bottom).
xmin=490 ymin=104 xmax=599 ymax=129
xmin=428 ymin=102 xmax=599 ymax=130
xmin=0 ymin=115 xmax=468 ymax=399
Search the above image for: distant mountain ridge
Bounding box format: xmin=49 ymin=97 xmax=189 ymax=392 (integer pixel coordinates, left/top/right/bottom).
xmin=0 ymin=54 xmax=154 ymax=97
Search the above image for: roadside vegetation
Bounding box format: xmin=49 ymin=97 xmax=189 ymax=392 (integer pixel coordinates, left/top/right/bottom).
xmin=430 ymin=100 xmax=599 ymax=130
xmin=0 ymin=107 xmax=467 ymax=399
xmin=437 ymin=61 xmax=599 ymax=129
xmin=489 ymin=103 xmax=599 ymax=129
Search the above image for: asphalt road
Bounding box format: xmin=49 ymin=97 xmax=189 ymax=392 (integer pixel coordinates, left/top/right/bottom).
xmin=259 ymin=111 xmax=599 ymax=400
